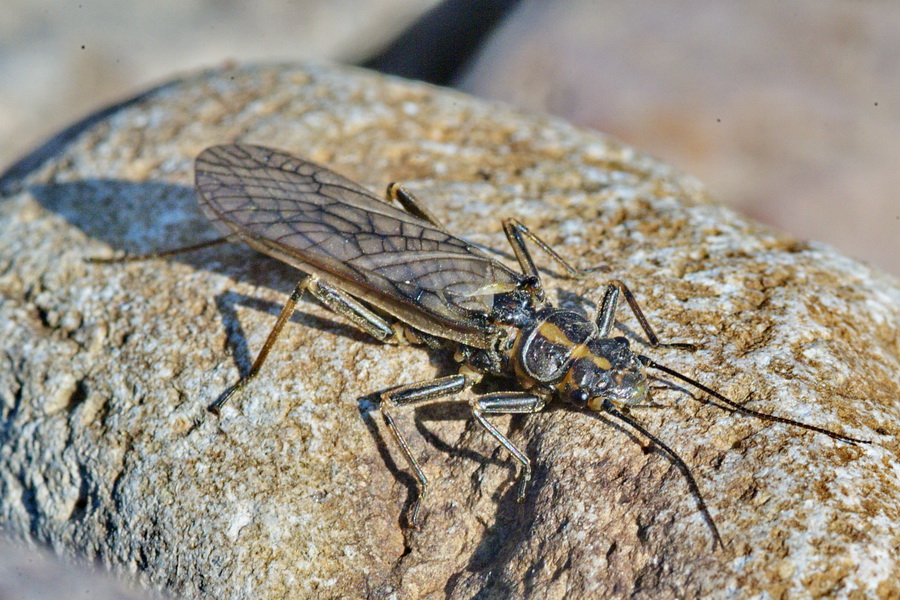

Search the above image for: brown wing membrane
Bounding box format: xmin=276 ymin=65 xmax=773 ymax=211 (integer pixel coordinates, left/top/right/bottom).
xmin=195 ymin=144 xmax=523 ymax=346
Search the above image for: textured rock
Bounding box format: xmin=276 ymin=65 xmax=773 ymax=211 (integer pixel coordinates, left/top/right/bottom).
xmin=0 ymin=62 xmax=898 ymax=599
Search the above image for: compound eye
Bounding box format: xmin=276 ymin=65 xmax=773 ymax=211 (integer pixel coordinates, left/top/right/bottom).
xmin=569 ymin=389 xmax=590 ymax=406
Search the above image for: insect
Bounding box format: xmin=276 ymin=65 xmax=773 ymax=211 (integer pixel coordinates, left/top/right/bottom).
xmin=97 ymin=143 xmax=869 ymax=548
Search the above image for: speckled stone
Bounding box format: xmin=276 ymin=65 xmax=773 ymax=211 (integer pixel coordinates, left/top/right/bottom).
xmin=0 ymin=62 xmax=898 ymax=599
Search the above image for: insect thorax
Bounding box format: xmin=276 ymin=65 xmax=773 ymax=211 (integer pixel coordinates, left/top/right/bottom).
xmin=510 ymin=308 xmax=598 ymax=385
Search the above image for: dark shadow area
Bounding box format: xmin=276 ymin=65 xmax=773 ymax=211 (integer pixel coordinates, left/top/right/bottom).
xmin=450 ymin=392 xmax=723 ymax=596
xmin=415 ymin=402 xmax=524 ymax=474
xmin=30 ymin=179 xmax=212 ymax=255
xmin=585 ymin=407 xmax=721 ymax=550
xmin=357 ymin=392 xmax=422 ymax=528
xmin=31 ymin=178 xmax=311 ymax=289
xmin=457 ymin=431 xmax=547 ymax=599
xmin=554 ymin=288 xmax=596 ymax=316
xmin=359 ymin=0 xmax=522 ymax=86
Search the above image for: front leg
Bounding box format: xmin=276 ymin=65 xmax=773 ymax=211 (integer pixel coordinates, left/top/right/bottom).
xmin=594 ymin=279 xmax=696 ymax=350
xmin=502 ymin=218 xmax=585 ymax=283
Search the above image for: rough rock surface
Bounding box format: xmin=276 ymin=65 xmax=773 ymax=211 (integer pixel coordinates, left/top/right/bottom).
xmin=0 ymin=62 xmax=898 ymax=599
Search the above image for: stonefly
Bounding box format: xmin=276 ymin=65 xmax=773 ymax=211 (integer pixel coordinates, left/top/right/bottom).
xmin=95 ymin=144 xmax=869 ymax=549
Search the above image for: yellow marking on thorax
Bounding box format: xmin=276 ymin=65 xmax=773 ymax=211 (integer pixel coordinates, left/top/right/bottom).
xmin=537 ymin=322 xmax=576 ymax=347
xmin=569 ymin=343 xmax=612 ymax=371
xmin=554 ymin=343 xmax=612 ymax=396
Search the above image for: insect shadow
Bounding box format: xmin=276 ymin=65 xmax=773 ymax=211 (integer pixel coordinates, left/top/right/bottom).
xmin=28 ymin=179 xmax=279 ymax=285
xmin=29 ymin=180 xmax=206 ymax=255
xmin=30 ymin=176 xmax=381 ymax=330
xmin=460 ymin=397 xmax=710 ymax=597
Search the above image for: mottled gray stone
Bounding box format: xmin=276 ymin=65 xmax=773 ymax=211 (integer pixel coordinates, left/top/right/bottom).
xmin=0 ymin=62 xmax=898 ymax=599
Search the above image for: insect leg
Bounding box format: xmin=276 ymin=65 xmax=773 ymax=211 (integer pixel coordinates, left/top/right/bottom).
xmin=502 ymin=218 xmax=588 ymax=282
xmin=380 ymin=374 xmax=471 ymax=526
xmin=310 ymin=277 xmax=396 ymax=342
xmin=594 ymin=279 xmax=695 ymax=350
xmin=209 ymin=275 xmax=395 ymax=413
xmin=209 ymin=276 xmax=311 ymax=413
xmin=386 ymin=183 xmax=445 ymax=228
xmin=471 ymin=392 xmax=547 ymax=501
xmin=88 ymin=237 xmax=233 ymax=263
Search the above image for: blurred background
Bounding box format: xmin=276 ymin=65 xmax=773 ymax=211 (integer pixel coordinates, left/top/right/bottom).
xmin=1 ymin=0 xmax=897 ymax=276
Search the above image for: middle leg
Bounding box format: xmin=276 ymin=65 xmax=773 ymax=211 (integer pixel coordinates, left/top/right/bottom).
xmin=380 ymin=377 xmax=548 ymax=524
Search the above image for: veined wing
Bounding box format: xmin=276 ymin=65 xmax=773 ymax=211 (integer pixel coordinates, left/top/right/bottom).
xmin=195 ymin=144 xmax=523 ymax=346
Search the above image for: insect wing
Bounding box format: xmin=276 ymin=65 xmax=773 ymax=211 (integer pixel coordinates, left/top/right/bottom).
xmin=194 ymin=144 xmax=522 ymax=345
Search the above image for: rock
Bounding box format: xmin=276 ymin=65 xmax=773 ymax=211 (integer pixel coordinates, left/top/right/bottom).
xmin=0 ymin=61 xmax=897 ymax=599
